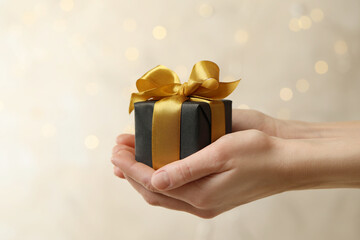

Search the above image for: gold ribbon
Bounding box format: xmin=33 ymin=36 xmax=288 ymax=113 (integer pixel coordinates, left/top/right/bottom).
xmin=129 ymin=60 xmax=240 ymax=169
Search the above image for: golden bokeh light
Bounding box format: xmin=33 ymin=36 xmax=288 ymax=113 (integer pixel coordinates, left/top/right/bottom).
xmin=85 ymin=82 xmax=99 ymax=96
xmin=280 ymin=88 xmax=293 ymax=101
xmin=123 ymin=18 xmax=137 ymax=32
xmin=334 ymin=40 xmax=348 ymax=55
xmin=198 ymin=3 xmax=213 ymax=17
xmin=85 ymin=135 xmax=99 ymax=149
xmin=125 ymin=47 xmax=139 ymax=61
xmin=289 ymin=18 xmax=301 ymax=32
xmin=60 ymin=0 xmax=74 ymax=12
xmin=234 ymin=30 xmax=249 ymax=44
xmin=298 ymin=16 xmax=312 ymax=29
xmin=315 ymin=60 xmax=328 ymax=74
xmin=152 ymin=26 xmax=167 ymax=40
xmin=277 ymin=108 xmax=291 ymax=120
xmin=238 ymin=104 xmax=250 ymax=109
xmin=296 ymin=79 xmax=310 ymax=93
xmin=41 ymin=124 xmax=57 ymax=138
xmin=310 ymin=8 xmax=324 ymax=22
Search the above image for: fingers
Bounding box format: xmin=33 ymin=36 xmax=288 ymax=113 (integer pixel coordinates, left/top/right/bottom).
xmin=232 ymin=109 xmax=279 ymax=137
xmin=112 ymin=144 xmax=135 ymax=155
xmin=151 ymin=140 xmax=227 ymax=191
xmin=232 ymin=109 xmax=261 ymax=131
xmin=114 ymin=166 xmax=125 ymax=179
xmin=111 ymin=142 xmax=135 ymax=180
xmin=116 ymin=134 xmax=135 ymax=148
xmin=112 ymin=144 xmax=223 ymax=210
xmin=111 ymin=147 xmax=156 ymax=191
xmin=125 ymin=175 xmax=218 ymax=219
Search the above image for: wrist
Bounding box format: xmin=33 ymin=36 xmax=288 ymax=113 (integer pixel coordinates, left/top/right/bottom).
xmin=277 ymin=119 xmax=360 ymax=139
xmin=275 ymin=119 xmax=323 ymax=139
xmin=279 ymin=138 xmax=360 ymax=191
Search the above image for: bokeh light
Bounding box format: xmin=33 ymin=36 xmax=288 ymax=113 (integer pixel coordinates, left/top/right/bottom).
xmin=315 ymin=60 xmax=328 ymax=74
xmin=289 ymin=18 xmax=301 ymax=32
xmin=198 ymin=3 xmax=213 ymax=17
xmin=334 ymin=40 xmax=348 ymax=55
xmin=152 ymin=26 xmax=167 ymax=40
xmin=60 ymin=0 xmax=74 ymax=12
xmin=296 ymin=79 xmax=310 ymax=93
xmin=280 ymin=88 xmax=293 ymax=101
xmin=310 ymin=8 xmax=324 ymax=22
xmin=123 ymin=18 xmax=137 ymax=32
xmin=84 ymin=135 xmax=99 ymax=149
xmin=234 ymin=30 xmax=249 ymax=44
xmin=298 ymin=16 xmax=312 ymax=29
xmin=125 ymin=47 xmax=139 ymax=61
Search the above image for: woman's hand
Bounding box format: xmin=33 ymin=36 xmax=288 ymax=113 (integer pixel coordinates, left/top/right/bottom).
xmin=111 ymin=109 xmax=360 ymax=218
xmin=112 ymin=130 xmax=293 ymax=218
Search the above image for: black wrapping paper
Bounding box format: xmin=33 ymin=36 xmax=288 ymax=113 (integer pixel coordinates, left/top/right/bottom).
xmin=134 ymin=100 xmax=232 ymax=168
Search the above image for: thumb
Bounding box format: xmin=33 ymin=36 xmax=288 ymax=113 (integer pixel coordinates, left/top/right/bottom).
xmin=151 ymin=142 xmax=225 ymax=191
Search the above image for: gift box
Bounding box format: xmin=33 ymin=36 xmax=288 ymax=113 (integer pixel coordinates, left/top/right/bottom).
xmin=134 ymin=100 xmax=232 ymax=169
xmin=129 ymin=60 xmax=240 ymax=169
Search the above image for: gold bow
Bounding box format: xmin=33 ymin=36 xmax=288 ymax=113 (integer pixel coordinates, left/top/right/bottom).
xmin=129 ymin=60 xmax=240 ymax=169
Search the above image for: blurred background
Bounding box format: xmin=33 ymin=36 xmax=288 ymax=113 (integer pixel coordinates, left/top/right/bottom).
xmin=1 ymin=0 xmax=360 ymax=239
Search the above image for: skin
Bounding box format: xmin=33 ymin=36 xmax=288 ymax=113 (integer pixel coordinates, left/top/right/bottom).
xmin=111 ymin=109 xmax=360 ymax=218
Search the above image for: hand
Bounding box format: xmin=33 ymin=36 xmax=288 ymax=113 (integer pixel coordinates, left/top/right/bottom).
xmin=111 ymin=110 xmax=360 ymax=218
xmin=112 ymin=130 xmax=291 ymax=218
xmin=111 ymin=109 xmax=276 ymax=178
xmin=112 ymin=109 xmax=276 ymax=179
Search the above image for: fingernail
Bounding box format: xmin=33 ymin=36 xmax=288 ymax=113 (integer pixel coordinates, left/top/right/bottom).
xmin=152 ymin=171 xmax=170 ymax=190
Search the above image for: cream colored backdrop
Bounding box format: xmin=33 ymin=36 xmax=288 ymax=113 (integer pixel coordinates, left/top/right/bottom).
xmin=0 ymin=0 xmax=360 ymax=239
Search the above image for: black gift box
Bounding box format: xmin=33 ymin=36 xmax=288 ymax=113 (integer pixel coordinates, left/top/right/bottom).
xmin=134 ymin=100 xmax=232 ymax=168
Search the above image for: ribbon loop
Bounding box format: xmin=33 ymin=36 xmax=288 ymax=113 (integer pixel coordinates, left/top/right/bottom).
xmin=129 ymin=61 xmax=240 ymax=112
